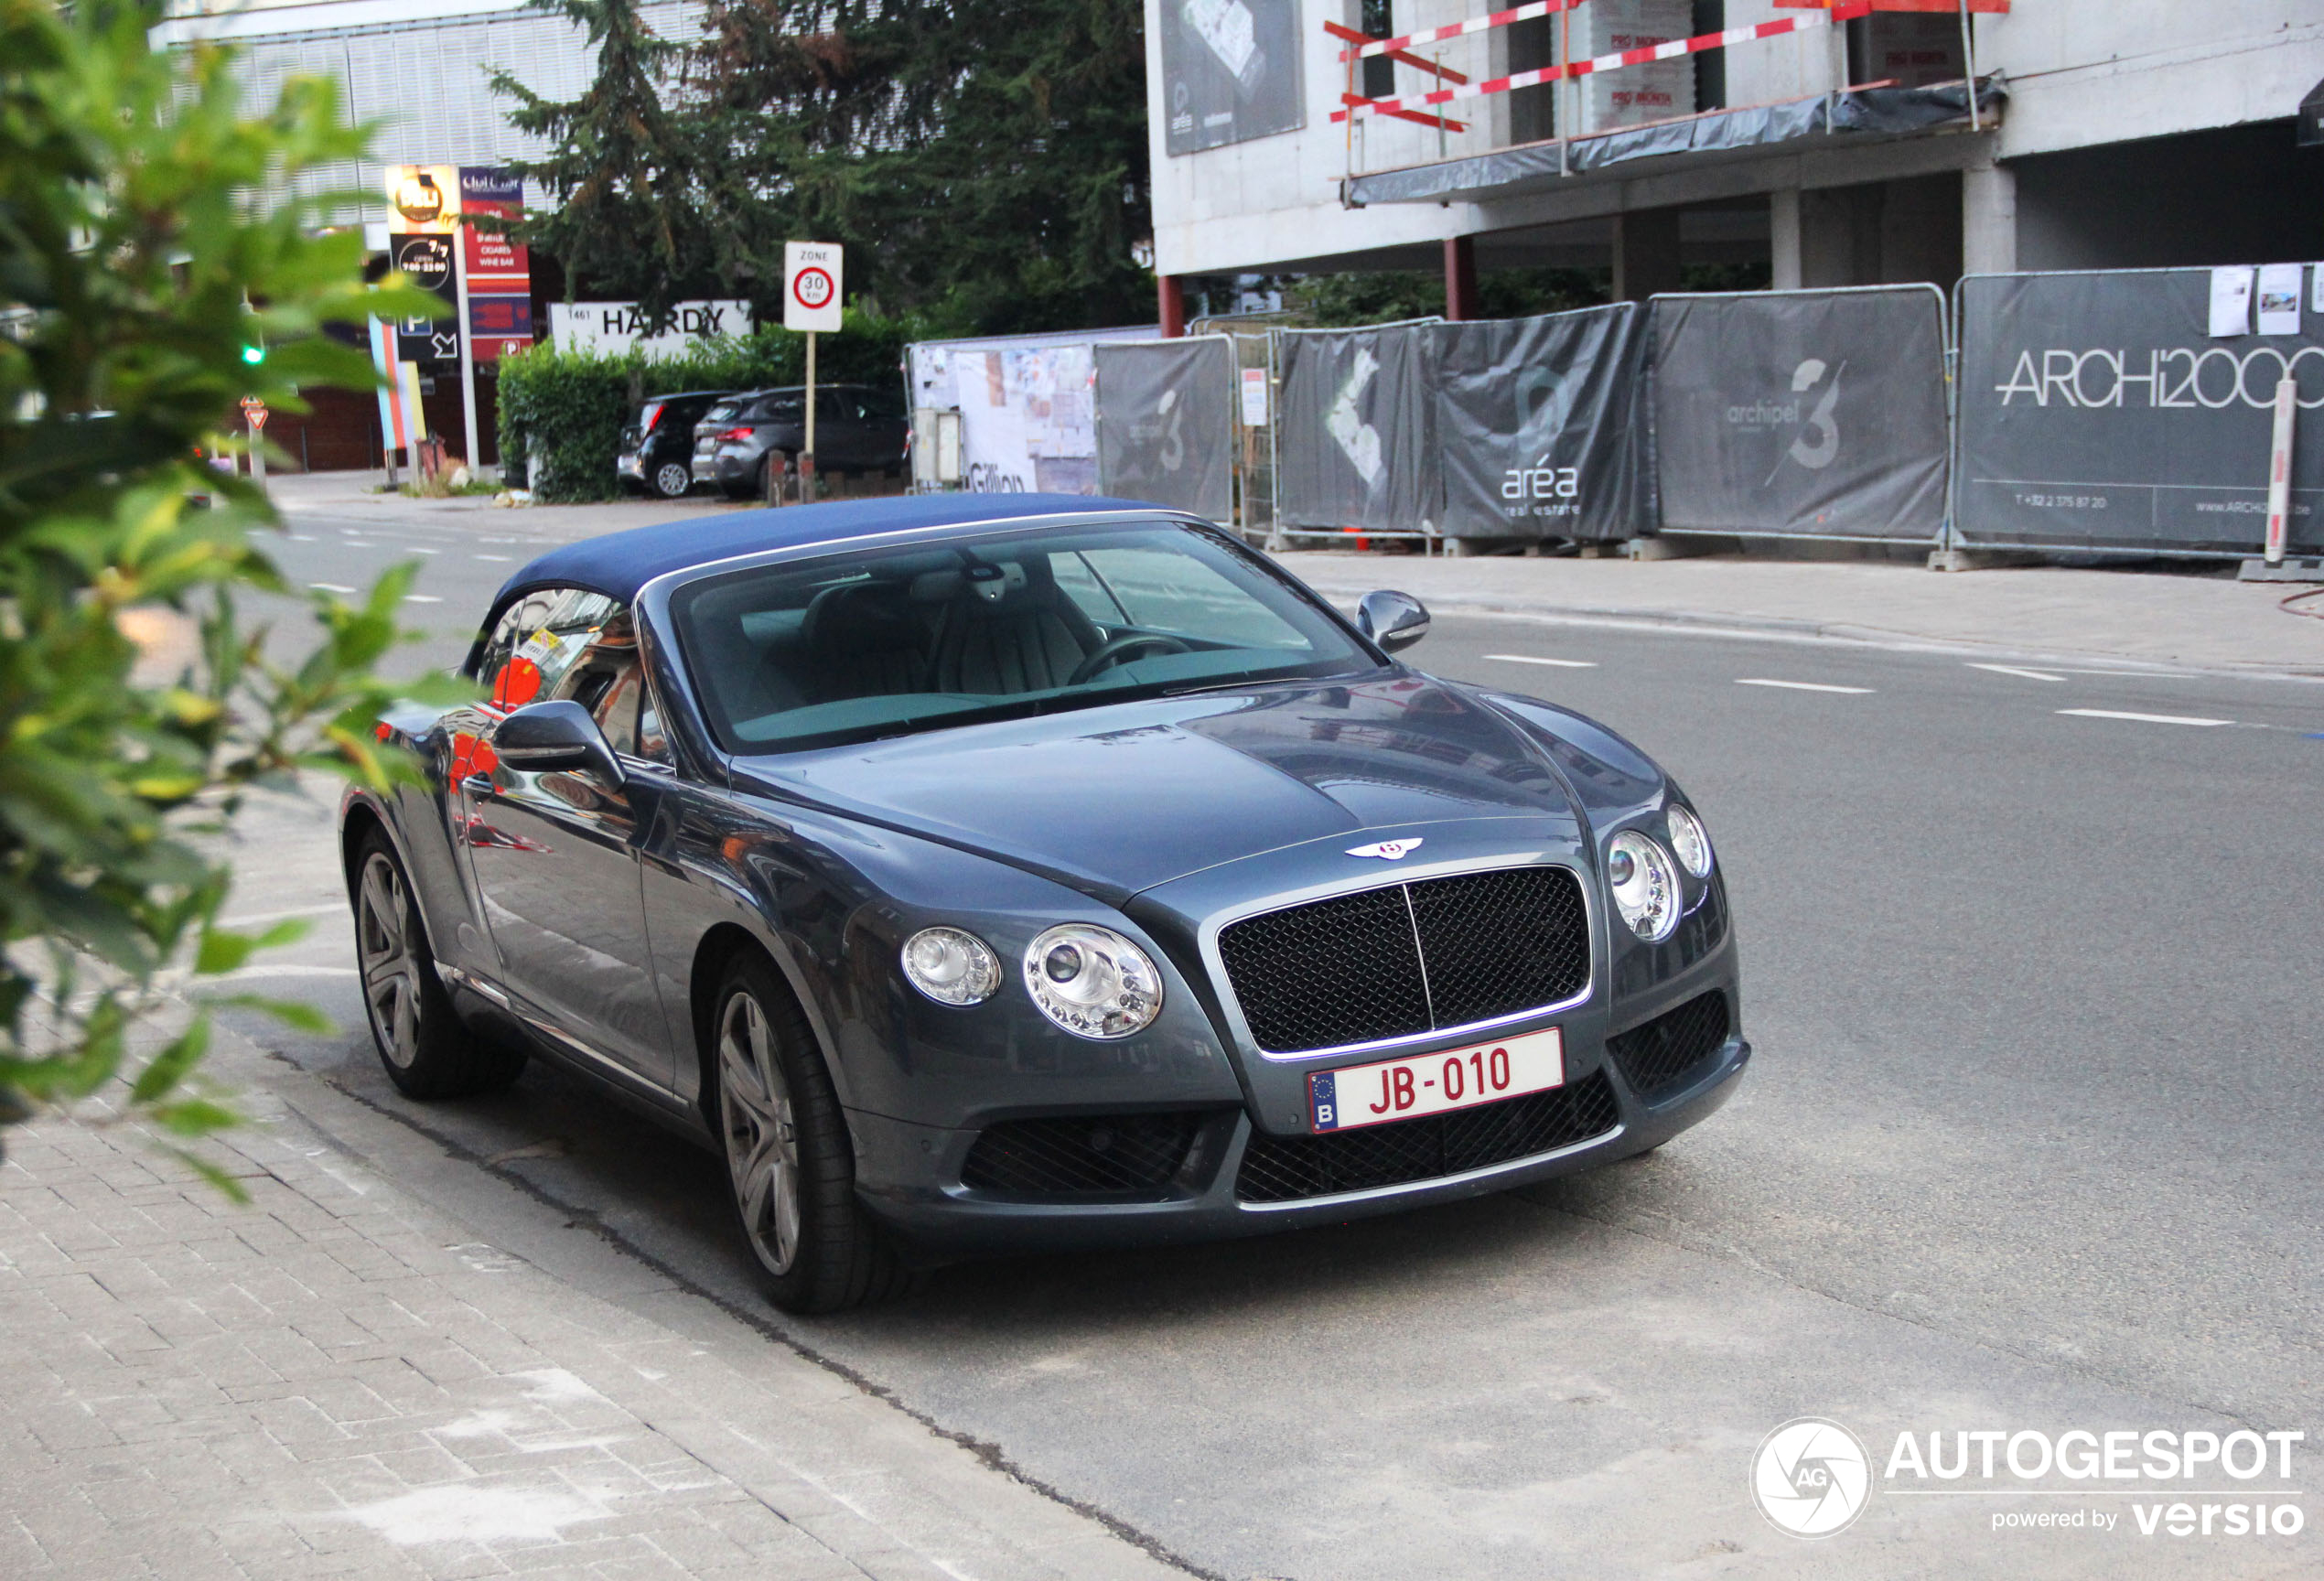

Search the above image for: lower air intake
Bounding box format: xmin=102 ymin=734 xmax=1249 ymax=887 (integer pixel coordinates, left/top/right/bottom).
xmin=1607 ymin=992 xmax=1733 ymax=1102
xmin=961 ymin=1113 xmax=1202 ymax=1199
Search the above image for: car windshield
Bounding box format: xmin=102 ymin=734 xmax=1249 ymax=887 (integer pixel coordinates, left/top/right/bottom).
xmin=668 ymin=521 xmax=1379 ymax=753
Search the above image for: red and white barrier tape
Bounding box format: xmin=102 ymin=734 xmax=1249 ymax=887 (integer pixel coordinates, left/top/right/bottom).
xmin=1333 ymin=0 xmax=1874 ymax=124
xmin=1339 ymin=0 xmax=1587 ymax=63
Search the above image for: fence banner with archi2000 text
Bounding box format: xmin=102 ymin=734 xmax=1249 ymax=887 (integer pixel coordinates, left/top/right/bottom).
xmin=1956 ymin=270 xmax=2324 ymax=554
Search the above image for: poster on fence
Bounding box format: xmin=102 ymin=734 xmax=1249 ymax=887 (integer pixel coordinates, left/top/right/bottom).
xmin=1278 ymin=328 xmax=1437 ymax=532
xmin=1094 ymin=339 xmax=1234 ymax=519
xmin=1652 ymin=289 xmax=1949 ymax=541
xmin=1434 ymin=306 xmax=1652 ymax=541
xmin=1957 ymin=269 xmax=2324 ymax=554
xmin=908 ymin=328 xmax=1156 ymax=494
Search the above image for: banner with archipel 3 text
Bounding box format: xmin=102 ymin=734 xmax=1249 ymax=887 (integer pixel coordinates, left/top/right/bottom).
xmin=1652 ymin=287 xmax=1950 ymax=542
xmin=1094 ymin=338 xmax=1235 ymax=519
xmin=1956 ymin=269 xmax=2324 ymax=554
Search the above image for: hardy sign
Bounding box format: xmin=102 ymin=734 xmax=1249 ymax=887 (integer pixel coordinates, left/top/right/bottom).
xmin=784 ymin=242 xmax=844 ymax=334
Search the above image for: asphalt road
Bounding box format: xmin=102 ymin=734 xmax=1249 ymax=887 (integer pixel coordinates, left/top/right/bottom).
xmin=214 ymin=504 xmax=2324 ymax=1579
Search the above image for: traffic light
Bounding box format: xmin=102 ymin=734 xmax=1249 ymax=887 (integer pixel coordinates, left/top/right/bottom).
xmin=240 ymin=336 xmax=266 ymax=366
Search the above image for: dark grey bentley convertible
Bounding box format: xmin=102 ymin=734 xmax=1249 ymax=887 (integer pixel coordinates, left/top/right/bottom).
xmin=343 ymin=495 xmax=1745 ymax=1311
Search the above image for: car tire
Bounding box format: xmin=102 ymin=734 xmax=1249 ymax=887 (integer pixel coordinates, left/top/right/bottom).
xmin=351 ymin=829 xmax=527 ymax=1099
xmin=651 ymin=459 xmax=693 ymax=499
xmin=709 ymin=951 xmax=918 ymax=1313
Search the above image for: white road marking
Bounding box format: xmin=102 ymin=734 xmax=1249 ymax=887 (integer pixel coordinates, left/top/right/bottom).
xmin=309 ymin=582 xmax=357 ymax=594
xmin=1967 ymin=662 xmax=2066 ymax=683
xmin=407 ymin=546 xmax=440 ymax=555
xmin=285 ymin=533 xmax=317 ymax=542
xmin=2051 ymin=667 xmax=2201 ymax=679
xmin=1485 ymin=654 xmax=1598 ymax=669
xmin=1735 ymin=678 xmax=1874 ymax=694
xmin=473 ymin=554 xmax=512 ymax=562
xmin=403 ymin=595 xmax=444 ymax=604
xmin=2058 ymin=708 xmax=2233 ymax=727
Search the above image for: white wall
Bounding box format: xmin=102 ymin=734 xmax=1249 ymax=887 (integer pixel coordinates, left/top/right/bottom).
xmin=1149 ymin=0 xmax=2324 ymax=279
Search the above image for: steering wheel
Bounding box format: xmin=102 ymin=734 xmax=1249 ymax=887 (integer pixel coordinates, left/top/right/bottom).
xmin=1068 ymin=632 xmax=1193 ymax=686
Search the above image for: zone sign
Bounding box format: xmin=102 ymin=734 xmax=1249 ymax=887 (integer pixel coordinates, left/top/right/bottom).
xmin=783 ymin=241 xmax=843 ymax=333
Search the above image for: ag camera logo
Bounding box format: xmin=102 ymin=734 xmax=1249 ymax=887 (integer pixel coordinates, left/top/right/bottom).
xmin=1752 ymin=1417 xmax=1872 ymax=1538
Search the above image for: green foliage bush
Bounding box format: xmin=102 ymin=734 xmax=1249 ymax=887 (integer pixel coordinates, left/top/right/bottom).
xmin=0 ymin=0 xmax=450 ymax=1183
xmin=497 ymin=307 xmax=920 ymax=501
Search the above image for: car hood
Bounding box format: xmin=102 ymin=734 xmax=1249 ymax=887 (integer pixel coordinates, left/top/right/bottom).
xmin=732 ymin=674 xmax=1581 ymax=899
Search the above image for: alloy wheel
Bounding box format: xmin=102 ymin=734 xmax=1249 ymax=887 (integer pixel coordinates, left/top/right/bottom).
xmin=719 ymin=991 xmax=803 ymax=1275
xmin=653 ymin=460 xmax=691 ymax=498
xmin=357 ymin=851 xmax=421 ymax=1069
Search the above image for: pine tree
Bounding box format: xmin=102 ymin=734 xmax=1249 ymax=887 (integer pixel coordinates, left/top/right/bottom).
xmin=490 ymin=0 xmax=717 ymax=330
xmin=691 ymin=0 xmax=1152 ymax=331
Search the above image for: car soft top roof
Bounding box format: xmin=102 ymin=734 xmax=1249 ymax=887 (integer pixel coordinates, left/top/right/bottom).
xmin=487 ymin=492 xmax=1171 ymax=618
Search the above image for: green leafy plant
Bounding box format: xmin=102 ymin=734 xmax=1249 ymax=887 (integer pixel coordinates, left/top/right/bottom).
xmin=0 ymin=0 xmax=456 ymax=1189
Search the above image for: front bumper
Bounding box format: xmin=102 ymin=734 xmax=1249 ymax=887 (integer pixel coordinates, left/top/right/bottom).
xmin=848 ymin=1025 xmax=1748 ymax=1256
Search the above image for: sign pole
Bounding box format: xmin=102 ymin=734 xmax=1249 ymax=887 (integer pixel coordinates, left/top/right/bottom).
xmin=2265 ymin=375 xmax=2297 ymax=567
xmin=783 ymin=241 xmax=844 ymax=505
xmin=804 ymin=328 xmax=817 ymax=500
xmin=454 ymin=239 xmax=479 ymax=474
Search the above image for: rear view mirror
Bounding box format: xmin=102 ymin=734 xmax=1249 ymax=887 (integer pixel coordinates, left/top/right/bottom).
xmin=493 ymin=700 xmax=624 ymax=784
xmin=1357 ymin=590 xmax=1431 ymax=653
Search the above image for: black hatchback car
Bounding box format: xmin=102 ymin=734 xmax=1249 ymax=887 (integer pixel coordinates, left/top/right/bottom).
xmin=691 ymin=385 xmax=909 ymax=499
xmin=617 ymin=391 xmax=734 ymax=500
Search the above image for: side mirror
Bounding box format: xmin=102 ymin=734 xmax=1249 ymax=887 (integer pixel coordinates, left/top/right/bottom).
xmin=1357 ymin=589 xmax=1430 ymax=653
xmin=493 ymin=700 xmax=624 ymax=785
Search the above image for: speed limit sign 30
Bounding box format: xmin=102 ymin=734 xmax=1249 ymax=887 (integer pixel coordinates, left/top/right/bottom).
xmin=783 ymin=242 xmax=843 ymax=333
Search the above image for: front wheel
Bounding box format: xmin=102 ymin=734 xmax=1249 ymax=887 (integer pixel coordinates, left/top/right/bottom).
xmin=351 ymin=830 xmax=526 ymax=1099
xmin=711 ymin=952 xmax=916 ymax=1312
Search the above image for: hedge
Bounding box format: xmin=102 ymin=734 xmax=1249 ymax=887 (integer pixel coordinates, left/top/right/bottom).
xmin=496 ymin=308 xmax=920 ymax=501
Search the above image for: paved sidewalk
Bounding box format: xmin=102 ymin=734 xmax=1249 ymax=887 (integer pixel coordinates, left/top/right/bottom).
xmin=0 ymin=1026 xmax=1192 ymax=1581
xmin=1280 ymin=548 xmax=2324 ymax=677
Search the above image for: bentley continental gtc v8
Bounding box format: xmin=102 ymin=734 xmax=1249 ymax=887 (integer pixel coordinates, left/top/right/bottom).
xmin=342 ymin=496 xmax=1745 ymax=1311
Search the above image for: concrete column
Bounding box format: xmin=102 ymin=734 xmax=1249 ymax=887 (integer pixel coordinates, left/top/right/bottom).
xmin=1443 ymin=235 xmax=1479 ymax=321
xmin=1611 ymin=209 xmax=1683 ymax=303
xmin=1157 ymin=274 xmax=1186 ymax=338
xmin=1962 ymin=162 xmax=2017 ymax=276
xmin=1770 ymin=188 xmax=1802 ymax=290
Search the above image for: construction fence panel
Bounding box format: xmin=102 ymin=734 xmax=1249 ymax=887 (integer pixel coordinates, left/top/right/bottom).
xmin=1277 ymin=325 xmax=1440 ymax=535
xmin=1955 ymin=269 xmax=2324 ymax=555
xmin=1432 ymin=304 xmax=1654 ymax=543
xmin=1094 ymin=337 xmax=1236 ymax=521
xmin=1651 ymin=286 xmax=1950 ymax=542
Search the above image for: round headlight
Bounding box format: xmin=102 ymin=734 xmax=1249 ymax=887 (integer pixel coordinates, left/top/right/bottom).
xmin=900 ymin=927 xmax=1000 ymax=1006
xmin=1607 ymin=832 xmax=1681 ymax=942
xmin=1665 ymin=803 xmax=1714 ymax=878
xmin=1022 ymin=923 xmax=1162 ymax=1039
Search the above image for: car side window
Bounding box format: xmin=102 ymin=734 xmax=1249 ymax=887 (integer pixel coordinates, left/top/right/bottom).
xmin=475 ymin=586 xmax=621 ymax=708
xmin=1071 ymin=546 xmax=1306 ymax=649
xmin=1051 ymin=551 xmax=1127 ymax=628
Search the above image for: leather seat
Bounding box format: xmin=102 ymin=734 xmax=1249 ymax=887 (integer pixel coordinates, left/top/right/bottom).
xmin=927 ymin=567 xmax=1100 ymax=694
xmin=793 ymin=581 xmax=930 ymax=702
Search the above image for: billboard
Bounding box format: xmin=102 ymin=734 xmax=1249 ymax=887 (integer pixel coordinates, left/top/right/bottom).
xmin=1161 ymin=0 xmax=1304 ymax=155
xmin=546 ymin=300 xmax=752 ymax=358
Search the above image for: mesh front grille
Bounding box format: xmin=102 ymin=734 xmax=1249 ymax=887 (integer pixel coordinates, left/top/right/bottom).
xmin=1608 ymin=992 xmax=1732 ymax=1102
xmin=960 ymin=1113 xmax=1201 ymax=1199
xmin=1219 ymin=866 xmax=1590 ymax=1054
xmin=1234 ymin=1070 xmax=1619 ymax=1203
